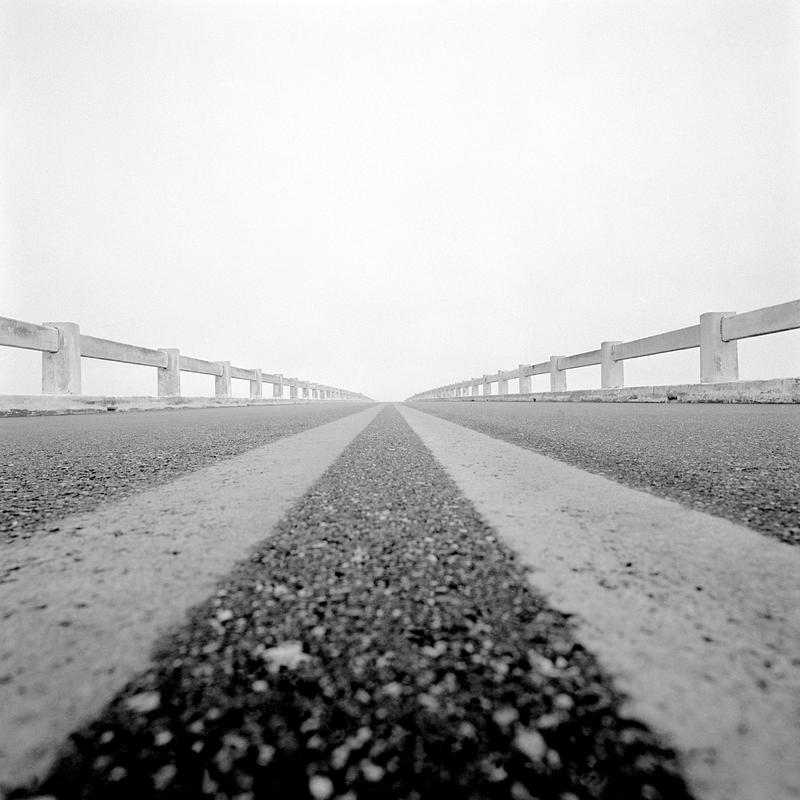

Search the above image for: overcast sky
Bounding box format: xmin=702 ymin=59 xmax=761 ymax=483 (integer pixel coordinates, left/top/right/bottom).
xmin=2 ymin=0 xmax=798 ymax=401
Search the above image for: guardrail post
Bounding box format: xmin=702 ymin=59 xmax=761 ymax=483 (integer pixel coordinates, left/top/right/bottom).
xmin=42 ymin=322 xmax=81 ymax=394
xmin=700 ymin=312 xmax=738 ymax=383
xmin=549 ymin=356 xmax=566 ymax=392
xmin=519 ymin=364 xmax=532 ymax=394
xmin=157 ymin=348 xmax=181 ymax=396
xmin=483 ymin=375 xmax=492 ymax=396
xmin=601 ymin=341 xmax=624 ymax=388
xmin=250 ymin=368 xmax=263 ymax=399
xmin=215 ymin=361 xmax=232 ymax=397
xmin=498 ymin=371 xmax=508 ymax=395
xmin=273 ymin=374 xmax=284 ymax=399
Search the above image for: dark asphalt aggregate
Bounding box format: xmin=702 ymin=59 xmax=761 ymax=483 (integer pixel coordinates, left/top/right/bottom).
xmin=409 ymin=401 xmax=800 ymax=545
xmin=0 ymin=404 xmax=366 ymax=542
xmin=13 ymin=405 xmax=692 ymax=800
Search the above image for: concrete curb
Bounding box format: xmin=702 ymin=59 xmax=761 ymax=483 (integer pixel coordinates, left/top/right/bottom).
xmin=419 ymin=377 xmax=800 ymax=404
xmin=0 ymin=395 xmax=371 ymax=417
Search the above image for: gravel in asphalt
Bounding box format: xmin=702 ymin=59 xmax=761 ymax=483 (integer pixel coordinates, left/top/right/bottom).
xmin=11 ymin=405 xmax=693 ymax=800
xmin=408 ymin=401 xmax=800 ymax=544
xmin=0 ymin=404 xmax=365 ymax=542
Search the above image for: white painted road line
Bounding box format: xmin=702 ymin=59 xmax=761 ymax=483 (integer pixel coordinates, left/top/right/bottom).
xmin=399 ymin=404 xmax=800 ymax=800
xmin=0 ymin=404 xmax=381 ymax=788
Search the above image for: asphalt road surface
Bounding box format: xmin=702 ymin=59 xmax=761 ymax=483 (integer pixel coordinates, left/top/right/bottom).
xmin=408 ymin=401 xmax=800 ymax=544
xmin=5 ymin=405 xmax=691 ymax=800
xmin=0 ymin=404 xmax=365 ymax=541
xmin=1 ymin=401 xmax=798 ymax=800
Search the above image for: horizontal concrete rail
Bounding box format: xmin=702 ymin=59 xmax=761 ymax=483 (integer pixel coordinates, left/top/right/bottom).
xmin=178 ymin=356 xmax=222 ymax=376
xmin=558 ymin=349 xmax=601 ymax=370
xmin=408 ymin=298 xmax=799 ymax=400
xmin=613 ymin=325 xmax=699 ymax=361
xmin=0 ymin=315 xmax=371 ymax=403
xmin=229 ymin=365 xmax=257 ymax=381
xmin=0 ymin=318 xmax=59 ymax=353
xmin=722 ymin=299 xmax=800 ymax=342
xmin=80 ymin=335 xmax=168 ymax=368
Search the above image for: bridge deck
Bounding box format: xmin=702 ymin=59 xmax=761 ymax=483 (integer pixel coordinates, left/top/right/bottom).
xmin=1 ymin=403 xmax=798 ymax=800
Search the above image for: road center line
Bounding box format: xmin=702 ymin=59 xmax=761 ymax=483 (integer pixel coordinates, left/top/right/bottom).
xmin=0 ymin=403 xmax=382 ymax=788
xmin=398 ymin=403 xmax=800 ymax=800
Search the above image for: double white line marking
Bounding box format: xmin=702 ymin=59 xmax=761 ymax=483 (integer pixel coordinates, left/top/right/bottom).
xmin=3 ymin=402 xmax=798 ymax=800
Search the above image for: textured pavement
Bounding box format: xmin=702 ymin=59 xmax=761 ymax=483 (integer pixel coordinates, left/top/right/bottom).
xmin=0 ymin=407 xmax=382 ymax=789
xmin=3 ymin=400 xmax=798 ymax=800
xmin=0 ymin=404 xmax=365 ymax=541
xmin=399 ymin=404 xmax=800 ymax=800
xmin=408 ymin=401 xmax=800 ymax=544
xmin=5 ymin=406 xmax=692 ymax=800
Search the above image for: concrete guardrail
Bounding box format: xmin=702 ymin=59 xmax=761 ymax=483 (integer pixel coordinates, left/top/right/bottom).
xmin=408 ymin=300 xmax=800 ymax=401
xmin=0 ymin=317 xmax=371 ymax=402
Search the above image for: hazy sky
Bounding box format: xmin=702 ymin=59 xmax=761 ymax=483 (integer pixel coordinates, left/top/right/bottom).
xmin=2 ymin=0 xmax=798 ymax=401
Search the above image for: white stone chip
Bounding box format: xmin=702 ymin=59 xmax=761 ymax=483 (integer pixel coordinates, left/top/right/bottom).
xmin=262 ymin=641 xmax=312 ymax=672
xmin=513 ymin=728 xmax=547 ymax=762
xmin=124 ymin=691 xmax=161 ymax=714
xmin=309 ymin=774 xmax=334 ymax=799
